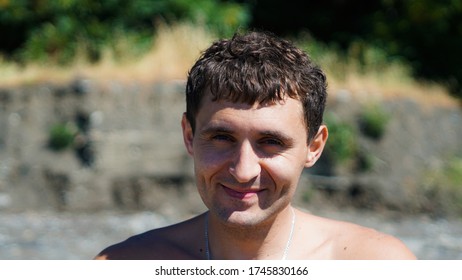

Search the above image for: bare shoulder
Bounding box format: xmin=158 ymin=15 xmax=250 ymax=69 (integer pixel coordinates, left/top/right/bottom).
xmin=299 ymin=211 xmax=416 ymax=260
xmin=333 ymin=220 xmax=416 ymax=259
xmin=94 ymin=213 xmax=206 ymax=260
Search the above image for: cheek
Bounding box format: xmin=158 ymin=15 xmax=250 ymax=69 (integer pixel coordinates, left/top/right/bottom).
xmin=193 ymin=146 xmax=230 ymax=177
xmin=263 ymin=156 xmax=306 ymax=185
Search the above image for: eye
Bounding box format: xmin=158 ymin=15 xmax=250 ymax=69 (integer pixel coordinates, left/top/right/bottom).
xmin=211 ymin=133 xmax=234 ymax=142
xmin=260 ymin=137 xmax=284 ymax=147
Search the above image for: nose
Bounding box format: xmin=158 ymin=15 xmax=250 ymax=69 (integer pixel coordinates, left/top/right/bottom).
xmin=229 ymin=141 xmax=261 ymax=183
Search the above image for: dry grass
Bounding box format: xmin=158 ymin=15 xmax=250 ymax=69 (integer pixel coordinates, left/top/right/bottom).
xmin=319 ymin=51 xmax=458 ymax=108
xmin=0 ymin=22 xmax=216 ymax=87
xmin=327 ymin=69 xmax=458 ymax=108
xmin=0 ymin=22 xmax=458 ymax=108
xmin=85 ymin=21 xmax=216 ymax=84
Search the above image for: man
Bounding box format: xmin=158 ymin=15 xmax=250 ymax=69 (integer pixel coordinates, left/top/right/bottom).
xmin=95 ymin=30 xmax=416 ymax=260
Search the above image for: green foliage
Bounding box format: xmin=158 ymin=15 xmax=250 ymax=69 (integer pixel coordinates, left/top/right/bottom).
xmin=48 ymin=123 xmax=77 ymax=151
xmin=356 ymin=150 xmax=374 ymax=173
xmin=0 ymin=0 xmax=250 ymax=64
xmin=250 ymin=0 xmax=462 ymax=98
xmin=446 ymin=158 xmax=462 ymax=184
xmin=164 ymin=0 xmax=251 ymax=36
xmin=297 ymin=35 xmax=413 ymax=86
xmin=324 ymin=113 xmax=358 ymax=164
xmin=373 ymin=0 xmax=462 ymax=97
xmin=346 ymin=40 xmax=412 ymax=80
xmin=359 ymin=103 xmax=390 ymax=140
xmin=296 ymin=33 xmax=341 ymax=67
xmin=421 ymin=157 xmax=462 ymax=216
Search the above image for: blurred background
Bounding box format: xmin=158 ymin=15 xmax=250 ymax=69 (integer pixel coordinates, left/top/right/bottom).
xmin=0 ymin=0 xmax=461 ymax=259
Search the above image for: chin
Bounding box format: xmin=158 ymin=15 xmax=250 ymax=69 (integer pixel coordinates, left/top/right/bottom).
xmin=213 ymin=206 xmax=272 ymax=228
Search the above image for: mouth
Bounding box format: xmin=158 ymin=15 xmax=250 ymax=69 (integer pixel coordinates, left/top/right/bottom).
xmin=221 ymin=185 xmax=261 ymax=200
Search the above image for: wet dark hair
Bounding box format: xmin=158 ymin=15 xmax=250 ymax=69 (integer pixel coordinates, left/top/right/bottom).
xmin=185 ymin=30 xmax=327 ymax=142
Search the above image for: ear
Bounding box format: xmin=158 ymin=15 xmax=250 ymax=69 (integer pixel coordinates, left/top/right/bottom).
xmin=305 ymin=125 xmax=328 ymax=168
xmin=181 ymin=113 xmax=194 ymax=156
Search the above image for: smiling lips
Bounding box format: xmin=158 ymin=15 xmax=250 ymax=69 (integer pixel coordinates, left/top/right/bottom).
xmin=222 ymin=185 xmax=261 ymax=199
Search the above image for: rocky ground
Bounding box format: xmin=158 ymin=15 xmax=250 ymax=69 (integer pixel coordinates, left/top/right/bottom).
xmin=1 ymin=207 xmax=461 ymax=260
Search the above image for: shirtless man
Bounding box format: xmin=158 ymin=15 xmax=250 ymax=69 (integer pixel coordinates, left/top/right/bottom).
xmin=95 ymin=30 xmax=416 ymax=260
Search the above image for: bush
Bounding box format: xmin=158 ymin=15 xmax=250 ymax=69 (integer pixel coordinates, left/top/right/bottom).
xmin=48 ymin=123 xmax=77 ymax=151
xmin=420 ymin=157 xmax=462 ymax=216
xmin=359 ymin=103 xmax=390 ymax=140
xmin=323 ymin=113 xmax=358 ymax=165
xmin=0 ymin=0 xmax=250 ymax=65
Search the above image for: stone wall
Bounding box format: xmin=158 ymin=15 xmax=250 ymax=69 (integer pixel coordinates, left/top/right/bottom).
xmin=0 ymin=79 xmax=201 ymax=213
xmin=1 ymin=79 xmax=461 ymax=214
xmin=306 ymin=94 xmax=462 ymax=214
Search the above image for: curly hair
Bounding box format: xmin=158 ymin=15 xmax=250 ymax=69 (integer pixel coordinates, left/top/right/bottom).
xmin=185 ymin=30 xmax=327 ymax=142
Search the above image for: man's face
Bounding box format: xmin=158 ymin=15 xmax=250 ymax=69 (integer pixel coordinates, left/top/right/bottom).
xmin=182 ymin=94 xmax=321 ymax=227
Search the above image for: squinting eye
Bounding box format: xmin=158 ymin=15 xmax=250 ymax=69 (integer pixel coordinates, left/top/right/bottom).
xmin=212 ymin=134 xmax=233 ymax=142
xmin=261 ymin=138 xmax=283 ymax=146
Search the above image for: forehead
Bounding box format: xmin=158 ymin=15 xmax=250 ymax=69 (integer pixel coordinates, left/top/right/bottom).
xmin=195 ymin=94 xmax=306 ymax=133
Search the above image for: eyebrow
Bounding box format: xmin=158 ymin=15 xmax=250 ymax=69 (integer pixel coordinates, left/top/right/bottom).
xmin=199 ymin=124 xmax=235 ymax=136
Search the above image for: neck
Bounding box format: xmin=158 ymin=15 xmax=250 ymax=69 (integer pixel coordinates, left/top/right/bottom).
xmin=206 ymin=206 xmax=295 ymax=260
